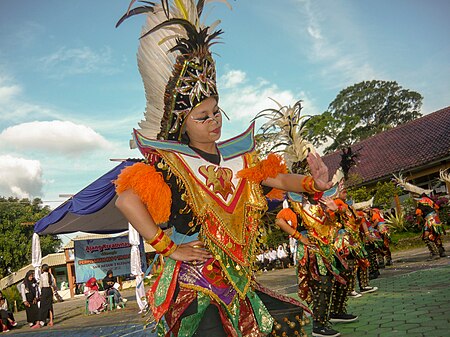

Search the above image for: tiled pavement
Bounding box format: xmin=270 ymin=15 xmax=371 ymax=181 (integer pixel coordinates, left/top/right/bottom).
xmin=6 ymin=243 xmax=450 ymax=337
xmin=303 ymin=264 xmax=450 ymax=337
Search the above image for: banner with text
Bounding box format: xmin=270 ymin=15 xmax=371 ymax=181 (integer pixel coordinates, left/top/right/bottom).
xmin=74 ymin=235 xmax=146 ymax=283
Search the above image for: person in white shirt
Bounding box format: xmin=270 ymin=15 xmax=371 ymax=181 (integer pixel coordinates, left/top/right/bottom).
xmin=289 ymin=236 xmax=298 ymax=265
xmin=277 ymin=244 xmax=291 ymax=268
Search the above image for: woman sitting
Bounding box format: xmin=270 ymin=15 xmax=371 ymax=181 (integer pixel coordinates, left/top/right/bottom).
xmin=102 ymin=270 xmax=127 ymax=309
xmin=0 ymin=291 xmax=17 ymax=332
xmin=84 ymin=278 xmax=107 ymax=314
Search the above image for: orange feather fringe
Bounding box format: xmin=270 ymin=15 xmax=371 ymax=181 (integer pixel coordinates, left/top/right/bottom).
xmin=114 ymin=163 xmax=172 ymax=224
xmin=237 ymin=153 xmax=287 ymax=183
xmin=276 ymin=208 xmax=298 ymax=229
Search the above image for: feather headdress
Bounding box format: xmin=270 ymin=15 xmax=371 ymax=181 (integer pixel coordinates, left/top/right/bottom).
xmin=392 ymin=173 xmax=432 ymax=196
xmin=252 ymin=99 xmax=315 ymax=174
xmin=440 ymin=169 xmax=450 ymax=185
xmin=117 ymin=0 xmax=230 ymax=146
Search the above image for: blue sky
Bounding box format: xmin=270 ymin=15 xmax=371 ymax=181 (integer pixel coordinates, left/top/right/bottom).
xmin=0 ymin=0 xmax=449 ymax=210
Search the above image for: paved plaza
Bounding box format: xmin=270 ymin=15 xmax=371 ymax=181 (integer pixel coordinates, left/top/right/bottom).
xmin=5 ymin=242 xmax=450 ymax=337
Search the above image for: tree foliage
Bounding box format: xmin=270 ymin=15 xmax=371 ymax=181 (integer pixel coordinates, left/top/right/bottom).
xmin=307 ymin=80 xmax=423 ymax=154
xmin=0 ymin=197 xmax=61 ymax=279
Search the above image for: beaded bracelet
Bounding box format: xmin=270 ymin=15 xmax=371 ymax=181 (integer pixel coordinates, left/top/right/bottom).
xmin=146 ymin=227 xmax=178 ymax=257
xmin=301 ymin=176 xmax=321 ymax=194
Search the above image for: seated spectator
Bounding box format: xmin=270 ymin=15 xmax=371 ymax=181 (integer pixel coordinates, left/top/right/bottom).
xmin=84 ymin=278 xmax=107 ymax=314
xmin=255 ymin=250 xmax=265 ymax=271
xmin=20 ymin=270 xmax=40 ymax=327
xmin=269 ymin=247 xmax=279 ymax=268
xmin=0 ymin=290 xmax=17 ymax=332
xmin=277 ymin=244 xmax=291 ymax=268
xmin=102 ymin=270 xmax=127 ymax=309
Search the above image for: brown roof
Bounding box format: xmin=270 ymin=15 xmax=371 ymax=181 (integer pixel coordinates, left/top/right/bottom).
xmin=322 ymin=106 xmax=450 ymax=184
xmin=0 ymin=253 xmax=66 ymax=290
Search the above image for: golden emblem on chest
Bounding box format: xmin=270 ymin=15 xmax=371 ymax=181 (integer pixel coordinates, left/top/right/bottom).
xmin=198 ymin=165 xmax=235 ymax=199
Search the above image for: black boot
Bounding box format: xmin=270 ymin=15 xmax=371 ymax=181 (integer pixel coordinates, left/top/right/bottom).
xmin=377 ymin=255 xmax=385 ymax=269
xmin=438 ymin=245 xmax=446 ymax=257
xmin=330 ymin=259 xmax=358 ymax=323
xmin=424 ymin=238 xmax=440 ymax=260
xmin=311 ymin=275 xmax=334 ymax=333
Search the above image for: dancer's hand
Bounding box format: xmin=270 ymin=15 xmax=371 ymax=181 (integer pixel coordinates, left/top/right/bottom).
xmin=307 ymin=152 xmax=333 ymax=191
xmin=169 ymin=240 xmax=212 ymax=262
xmin=320 ymin=196 xmax=338 ymax=211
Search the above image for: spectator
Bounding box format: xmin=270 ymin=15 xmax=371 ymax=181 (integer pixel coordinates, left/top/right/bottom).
xmin=84 ymin=277 xmax=107 ymax=315
xmin=277 ymin=244 xmax=291 ymax=268
xmin=0 ymin=290 xmax=18 ymax=331
xmin=102 ymin=270 xmax=127 ymax=309
xmin=269 ymin=247 xmax=278 ymax=268
xmin=289 ymin=236 xmax=297 ymax=265
xmin=20 ymin=270 xmax=40 ymax=327
xmin=32 ymin=264 xmax=55 ymax=329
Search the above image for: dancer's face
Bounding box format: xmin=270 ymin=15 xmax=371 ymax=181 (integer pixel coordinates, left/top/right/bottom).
xmin=185 ymin=97 xmax=222 ymax=145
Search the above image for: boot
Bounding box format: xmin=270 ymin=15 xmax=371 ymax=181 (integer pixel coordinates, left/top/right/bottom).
xmin=438 ymin=245 xmax=446 ymax=257
xmin=377 ymin=255 xmax=385 ymax=269
xmin=424 ymin=238 xmax=440 ymax=260
xmin=311 ymin=275 xmax=334 ymax=330
xmin=330 ymin=259 xmax=355 ymax=318
xmin=368 ymin=250 xmax=379 ymax=276
xmin=385 ymin=251 xmax=393 ymax=266
xmin=357 ymin=266 xmax=370 ymax=289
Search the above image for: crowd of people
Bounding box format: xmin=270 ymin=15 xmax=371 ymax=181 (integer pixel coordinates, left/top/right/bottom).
xmin=0 ymin=267 xmax=128 ymax=332
xmin=255 ymin=244 xmax=293 ymax=271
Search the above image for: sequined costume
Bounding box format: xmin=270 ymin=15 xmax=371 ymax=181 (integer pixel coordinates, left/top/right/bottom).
xmin=285 ymin=192 xmax=347 ymax=331
xmin=416 ymin=195 xmax=445 ymax=259
xmin=116 ymin=126 xmax=310 ymax=336
xmin=370 ymin=208 xmax=392 ymax=270
xmin=331 ymin=198 xmax=370 ymax=312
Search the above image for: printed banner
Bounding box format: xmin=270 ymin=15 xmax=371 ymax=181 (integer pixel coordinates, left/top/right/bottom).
xmin=74 ymin=235 xmax=146 ymax=283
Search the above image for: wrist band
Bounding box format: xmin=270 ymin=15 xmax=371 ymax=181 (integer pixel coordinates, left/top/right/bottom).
xmin=146 ymin=227 xmax=178 ymax=257
xmin=291 ymin=230 xmax=302 ymax=240
xmin=301 ymin=176 xmax=321 ymax=193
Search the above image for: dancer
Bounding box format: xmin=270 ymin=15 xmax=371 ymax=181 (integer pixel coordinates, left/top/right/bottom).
xmin=331 ymin=187 xmax=377 ymax=317
xmin=254 ymin=100 xmax=352 ymax=337
xmin=114 ymin=2 xmax=333 ymax=336
xmin=416 ymin=194 xmax=445 ymax=259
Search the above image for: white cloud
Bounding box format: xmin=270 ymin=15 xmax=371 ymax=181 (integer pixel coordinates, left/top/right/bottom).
xmin=0 ymin=155 xmax=43 ymax=199
xmin=0 ymin=80 xmax=21 ymax=102
xmin=0 ymin=75 xmax=60 ymax=122
xmin=295 ymin=0 xmax=381 ymax=88
xmin=0 ymin=120 xmax=112 ymax=155
xmin=220 ymin=70 xmax=246 ymax=88
xmin=38 ymin=46 xmax=118 ymax=78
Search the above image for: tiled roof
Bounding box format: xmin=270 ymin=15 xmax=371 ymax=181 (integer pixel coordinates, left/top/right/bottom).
xmin=322 ymin=106 xmax=450 ymax=184
xmin=0 ymin=253 xmax=66 ymax=290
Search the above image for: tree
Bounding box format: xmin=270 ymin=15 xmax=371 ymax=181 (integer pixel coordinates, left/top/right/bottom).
xmin=307 ymin=80 xmax=423 ymax=154
xmin=0 ymin=197 xmax=61 ymax=279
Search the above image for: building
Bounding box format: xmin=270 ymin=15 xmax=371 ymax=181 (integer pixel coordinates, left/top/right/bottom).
xmin=322 ymin=106 xmax=450 ymax=193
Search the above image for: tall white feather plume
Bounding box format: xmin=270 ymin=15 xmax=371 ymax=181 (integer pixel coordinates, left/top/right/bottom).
xmin=440 ymin=169 xmax=450 ymax=185
xmin=353 ymin=197 xmax=374 ymax=210
xmin=131 ymin=7 xmax=178 ymax=148
xmin=393 ymin=173 xmax=433 ymax=195
xmin=254 ymin=99 xmax=315 ymax=171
